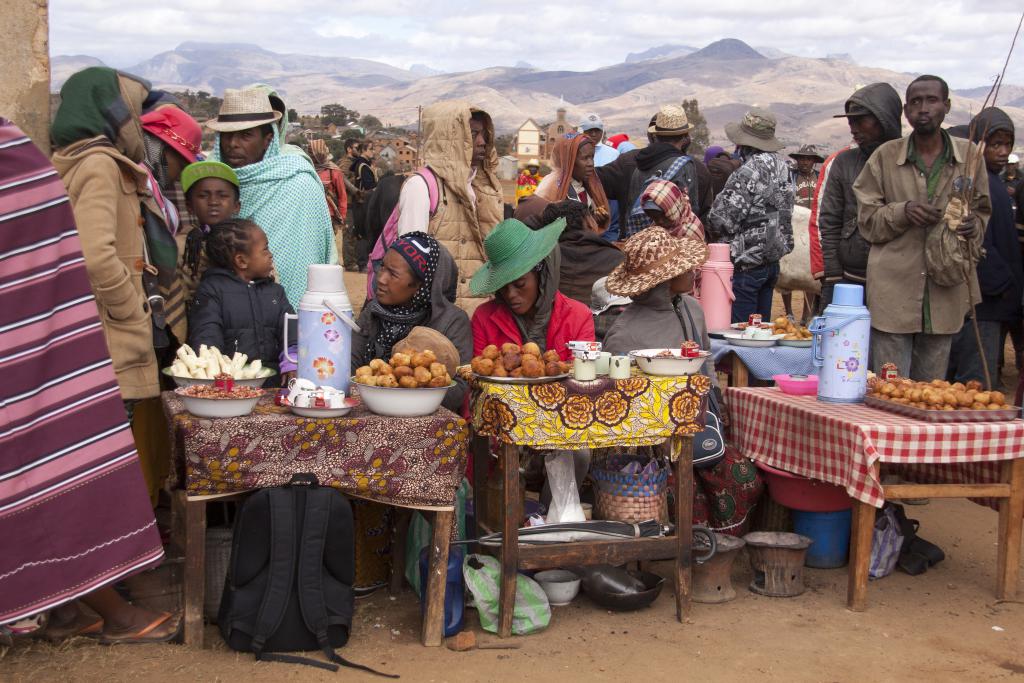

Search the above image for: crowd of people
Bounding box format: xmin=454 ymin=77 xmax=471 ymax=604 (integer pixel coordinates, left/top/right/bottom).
xmin=2 ymin=62 xmax=1022 ymax=644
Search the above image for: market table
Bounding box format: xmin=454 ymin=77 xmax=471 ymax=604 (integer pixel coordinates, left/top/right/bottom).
xmin=727 ymin=387 xmax=1024 ymax=609
xmin=163 ymin=392 xmax=469 ymax=647
xmin=710 ymin=339 xmax=815 ymax=387
xmin=472 ymin=372 xmax=712 ymax=637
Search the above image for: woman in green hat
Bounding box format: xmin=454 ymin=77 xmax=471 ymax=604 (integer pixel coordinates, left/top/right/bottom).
xmin=470 ymin=218 xmax=595 ymax=361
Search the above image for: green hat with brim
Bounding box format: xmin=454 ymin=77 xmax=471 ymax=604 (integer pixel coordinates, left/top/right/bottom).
xmin=470 ymin=218 xmax=566 ymax=296
xmin=181 ymin=160 xmax=240 ymax=195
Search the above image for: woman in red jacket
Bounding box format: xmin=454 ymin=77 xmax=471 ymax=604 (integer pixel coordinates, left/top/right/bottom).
xmin=470 ymin=218 xmax=595 ymax=360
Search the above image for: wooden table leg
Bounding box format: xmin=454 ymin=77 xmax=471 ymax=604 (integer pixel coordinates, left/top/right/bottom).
xmin=675 ymin=435 xmax=694 ymax=622
xmin=996 ymin=458 xmax=1024 ymax=599
xmin=730 ymin=353 xmax=749 ymax=388
xmin=471 ymin=433 xmax=489 ymax=540
xmin=421 ymin=510 xmax=454 ymax=646
xmin=177 ymin=491 xmax=207 ymax=647
xmin=846 ymin=499 xmax=875 ymax=611
xmin=498 ymin=442 xmax=519 ymax=638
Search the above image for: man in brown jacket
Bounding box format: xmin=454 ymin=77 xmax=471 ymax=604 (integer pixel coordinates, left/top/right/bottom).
xmin=854 ymin=75 xmax=991 ymax=379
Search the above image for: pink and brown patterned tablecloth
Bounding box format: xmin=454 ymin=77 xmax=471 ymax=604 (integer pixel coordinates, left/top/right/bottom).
xmin=163 ymin=393 xmax=468 ymax=509
xmin=472 ymin=372 xmax=711 ymax=453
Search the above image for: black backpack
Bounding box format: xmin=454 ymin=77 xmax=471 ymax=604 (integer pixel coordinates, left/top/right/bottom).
xmin=218 ymin=474 xmax=396 ymax=677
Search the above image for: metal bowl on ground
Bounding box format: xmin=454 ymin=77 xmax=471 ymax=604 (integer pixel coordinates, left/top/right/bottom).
xmin=630 ymin=349 xmax=709 ymax=376
xmin=351 ymin=379 xmax=451 ymax=417
xmin=174 ymin=388 xmax=263 ymax=418
xmin=581 ymin=566 xmax=665 ymax=611
xmin=533 ymin=569 xmax=581 ymax=606
xmin=162 ymin=366 xmax=276 ymax=389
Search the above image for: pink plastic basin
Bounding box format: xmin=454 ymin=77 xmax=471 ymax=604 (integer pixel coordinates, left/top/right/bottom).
xmin=773 ymin=373 xmax=818 ymax=396
xmin=755 ymin=461 xmax=851 ymax=512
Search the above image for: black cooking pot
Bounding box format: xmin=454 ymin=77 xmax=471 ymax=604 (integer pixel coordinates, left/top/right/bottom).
xmin=580 ymin=566 xmax=665 ymax=611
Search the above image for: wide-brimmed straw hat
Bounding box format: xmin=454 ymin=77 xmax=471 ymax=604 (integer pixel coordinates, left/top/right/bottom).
xmin=205 ymin=88 xmax=283 ymax=133
xmin=605 ymin=227 xmax=709 ymax=298
xmin=789 ymin=144 xmax=825 ymax=163
xmin=725 ymin=107 xmax=784 ymax=152
xmin=141 ymin=107 xmax=203 ymax=162
xmin=647 ymin=105 xmax=691 ymax=137
xmin=181 ymin=160 xmax=239 ymax=194
xmin=470 ymin=218 xmax=565 ymax=296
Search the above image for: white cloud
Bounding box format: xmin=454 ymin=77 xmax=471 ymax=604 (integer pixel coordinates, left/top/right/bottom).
xmin=49 ymin=0 xmax=1024 ymax=87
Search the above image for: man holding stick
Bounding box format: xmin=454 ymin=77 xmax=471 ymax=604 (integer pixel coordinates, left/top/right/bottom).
xmin=854 ymin=75 xmax=991 ymax=380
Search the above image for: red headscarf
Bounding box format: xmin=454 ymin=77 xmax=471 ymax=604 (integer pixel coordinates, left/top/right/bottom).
xmin=537 ymin=133 xmax=610 ymax=227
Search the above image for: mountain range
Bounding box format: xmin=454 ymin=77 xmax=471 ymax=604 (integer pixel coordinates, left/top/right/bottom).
xmin=51 ymin=39 xmax=1024 ymax=154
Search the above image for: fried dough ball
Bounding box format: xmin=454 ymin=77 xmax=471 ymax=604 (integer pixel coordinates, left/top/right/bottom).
xmin=412 ymin=350 xmax=436 ymax=368
xmin=987 ymin=403 xmax=1006 ymax=410
xmin=471 ymin=357 xmax=495 ymax=375
xmin=355 ymin=365 xmax=373 ymax=378
xmin=521 ymin=357 xmax=544 ymax=378
xmin=545 ymin=361 xmax=561 ymax=377
xmin=390 ymin=352 xmax=412 ymax=368
xmin=542 ymin=349 xmax=561 ymax=363
xmin=399 ymin=375 xmax=419 ymax=388
xmin=990 ymin=391 xmax=1006 ymax=407
xmin=956 ymin=391 xmax=973 ymax=407
xmin=414 ymin=366 xmax=433 ymax=385
xmin=429 ymin=375 xmax=450 ymax=388
xmin=975 ymin=391 xmax=991 ymax=406
xmin=521 ymin=352 xmax=540 ymax=364
xmin=557 ymin=361 xmax=571 ymax=374
xmin=377 ymin=374 xmax=398 ymax=388
xmin=951 ymin=382 xmax=966 ymax=392
xmin=502 ymin=351 xmax=521 ymax=372
xmin=482 ymin=345 xmax=500 ymax=360
xmin=369 ymin=358 xmax=387 ymax=371
xmin=510 ymin=367 xmax=523 ymax=378
xmin=429 ymin=362 xmax=447 ymax=378
xmin=377 ymin=363 xmax=394 ymax=375
xmin=359 ymin=375 xmax=378 ymax=386
xmin=971 ymin=402 xmax=986 ymax=410
xmin=501 ymin=343 xmax=521 ymax=355
xmin=393 ymin=365 xmax=414 ymax=379
xmin=491 ymin=364 xmax=508 ymax=377
xmin=965 ymin=380 xmax=983 ymax=391
xmin=522 ymin=342 xmax=541 ymax=357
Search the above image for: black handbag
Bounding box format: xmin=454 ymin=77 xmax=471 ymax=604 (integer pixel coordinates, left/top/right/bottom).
xmin=676 ymin=299 xmax=726 ymax=469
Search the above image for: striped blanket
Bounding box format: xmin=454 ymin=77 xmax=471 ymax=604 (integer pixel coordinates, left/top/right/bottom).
xmin=0 ymin=120 xmax=163 ymax=623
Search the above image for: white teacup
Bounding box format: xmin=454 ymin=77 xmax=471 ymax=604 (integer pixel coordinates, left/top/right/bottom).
xmin=291 ymin=391 xmax=313 ymax=408
xmin=287 ymin=377 xmax=317 ymax=403
xmin=609 ymin=356 xmax=631 ymax=380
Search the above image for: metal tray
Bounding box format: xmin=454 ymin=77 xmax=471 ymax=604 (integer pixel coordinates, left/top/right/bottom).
xmin=777 ymin=338 xmax=813 ymax=348
xmin=864 ymin=395 xmax=1020 ymax=423
xmin=474 ymin=372 xmax=569 ymax=385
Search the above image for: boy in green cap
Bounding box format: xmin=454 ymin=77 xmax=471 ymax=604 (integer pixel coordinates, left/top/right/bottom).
xmin=179 ymin=160 xmax=242 ymax=296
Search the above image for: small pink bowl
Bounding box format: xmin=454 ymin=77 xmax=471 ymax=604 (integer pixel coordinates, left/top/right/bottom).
xmin=773 ymin=373 xmax=818 ymax=396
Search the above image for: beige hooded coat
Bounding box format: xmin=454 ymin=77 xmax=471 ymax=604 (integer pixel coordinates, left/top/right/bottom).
xmin=419 ymin=101 xmax=504 ymax=313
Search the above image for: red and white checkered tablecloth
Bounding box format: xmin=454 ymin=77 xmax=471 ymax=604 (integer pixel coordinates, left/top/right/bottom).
xmin=727 ymin=387 xmax=1024 ymax=508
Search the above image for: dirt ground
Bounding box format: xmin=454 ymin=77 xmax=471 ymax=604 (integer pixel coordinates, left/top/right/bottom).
xmin=3 ymin=498 xmax=1024 ymax=682
xmin=4 ymin=278 xmax=1022 ymax=682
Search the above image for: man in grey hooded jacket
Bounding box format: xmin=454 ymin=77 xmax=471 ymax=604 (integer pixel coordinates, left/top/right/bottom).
xmin=817 ymin=83 xmax=903 ymax=308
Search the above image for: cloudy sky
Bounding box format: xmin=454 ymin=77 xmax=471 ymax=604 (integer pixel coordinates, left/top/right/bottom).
xmin=50 ymin=0 xmax=1023 ymax=88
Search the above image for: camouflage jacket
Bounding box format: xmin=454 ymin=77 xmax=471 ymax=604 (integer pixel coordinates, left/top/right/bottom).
xmin=707 ymin=152 xmax=795 ymax=270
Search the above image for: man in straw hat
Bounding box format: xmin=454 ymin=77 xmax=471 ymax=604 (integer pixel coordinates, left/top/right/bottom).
xmin=708 ymin=107 xmax=795 ymax=324
xmin=853 ymin=74 xmax=990 ymax=380
xmin=788 ymin=143 xmax=826 ymax=209
xmin=207 ymin=87 xmax=337 ymax=308
xmin=621 ymin=104 xmax=714 ymax=239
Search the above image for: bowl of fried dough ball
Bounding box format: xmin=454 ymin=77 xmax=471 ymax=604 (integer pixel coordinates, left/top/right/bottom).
xmin=470 ymin=342 xmax=572 ymax=382
xmin=352 ymin=349 xmax=454 ymax=417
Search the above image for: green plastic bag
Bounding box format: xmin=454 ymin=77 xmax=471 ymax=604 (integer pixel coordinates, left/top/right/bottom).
xmin=462 ymin=554 xmax=550 ymax=635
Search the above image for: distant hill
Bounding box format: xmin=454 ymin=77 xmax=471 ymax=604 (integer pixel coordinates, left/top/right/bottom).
xmin=51 ymin=38 xmax=1024 ymax=154
xmin=51 ymin=54 xmax=106 ymax=90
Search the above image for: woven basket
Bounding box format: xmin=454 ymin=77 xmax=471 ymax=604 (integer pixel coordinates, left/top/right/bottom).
xmin=592 ymin=455 xmax=669 ymax=523
xmin=204 ymin=526 xmax=234 ymax=621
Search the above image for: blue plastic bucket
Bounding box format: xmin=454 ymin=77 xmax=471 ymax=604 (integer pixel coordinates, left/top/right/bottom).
xmin=792 ymin=509 xmax=851 ymax=568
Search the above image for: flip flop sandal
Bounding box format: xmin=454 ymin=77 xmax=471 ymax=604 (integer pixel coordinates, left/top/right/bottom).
xmin=42 ymin=613 xmax=103 ymax=642
xmin=99 ymin=611 xmax=180 ymax=646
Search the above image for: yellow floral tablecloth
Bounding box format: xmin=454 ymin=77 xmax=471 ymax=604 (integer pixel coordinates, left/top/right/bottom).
xmin=472 ymin=372 xmax=711 ymax=451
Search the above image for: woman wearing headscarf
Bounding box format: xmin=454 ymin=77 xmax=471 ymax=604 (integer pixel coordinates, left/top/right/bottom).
xmin=351 ymin=232 xmax=471 ymax=412
xmin=638 ymin=179 xmax=705 ymax=242
xmin=309 ymin=138 xmax=349 ymax=265
xmin=51 ymin=67 xmax=198 ymax=404
xmin=470 ymin=218 xmax=595 ymax=361
xmin=516 ymin=133 xmax=610 ymax=230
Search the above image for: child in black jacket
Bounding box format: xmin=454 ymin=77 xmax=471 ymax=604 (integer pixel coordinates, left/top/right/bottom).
xmin=188 ymin=219 xmax=294 ymax=378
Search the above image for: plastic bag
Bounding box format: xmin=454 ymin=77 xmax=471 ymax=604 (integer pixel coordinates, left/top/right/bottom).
xmin=405 ymin=478 xmax=470 ymax=597
xmin=463 ymin=554 xmax=550 ymax=635
xmin=544 ymin=452 xmax=585 ymax=524
xmin=869 ymin=503 xmax=904 ymax=579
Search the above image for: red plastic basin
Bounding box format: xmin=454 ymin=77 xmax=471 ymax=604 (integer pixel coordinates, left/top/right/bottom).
xmin=755 ymin=461 xmax=851 ymax=512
